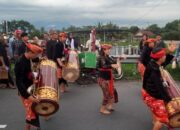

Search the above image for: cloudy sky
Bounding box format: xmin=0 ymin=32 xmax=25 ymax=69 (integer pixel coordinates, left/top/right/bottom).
xmin=0 ymin=0 xmax=179 ymax=29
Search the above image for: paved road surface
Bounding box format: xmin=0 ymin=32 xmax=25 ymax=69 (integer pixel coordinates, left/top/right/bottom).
xmin=0 ymin=81 xmax=179 ymax=130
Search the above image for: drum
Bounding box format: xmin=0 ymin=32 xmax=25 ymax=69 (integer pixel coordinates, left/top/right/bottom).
xmin=32 ymin=60 xmax=59 ymax=116
xmin=62 ymin=50 xmax=79 ymax=82
xmin=166 ymin=98 xmax=180 ymax=127
xmin=160 ymin=68 xmax=180 ymax=128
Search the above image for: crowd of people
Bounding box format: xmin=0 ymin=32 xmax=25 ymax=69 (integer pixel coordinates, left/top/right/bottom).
xmin=0 ymin=29 xmax=180 ymax=130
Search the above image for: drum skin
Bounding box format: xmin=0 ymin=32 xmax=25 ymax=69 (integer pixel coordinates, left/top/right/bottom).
xmin=32 ymin=60 xmax=59 ymax=116
xmin=62 ymin=50 xmax=80 ymax=82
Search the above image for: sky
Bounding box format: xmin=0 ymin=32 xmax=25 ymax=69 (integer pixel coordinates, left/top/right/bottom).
xmin=0 ymin=0 xmax=179 ymax=29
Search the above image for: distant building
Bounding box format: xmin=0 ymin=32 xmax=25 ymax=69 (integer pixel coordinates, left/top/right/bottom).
xmin=134 ymin=30 xmax=154 ymax=41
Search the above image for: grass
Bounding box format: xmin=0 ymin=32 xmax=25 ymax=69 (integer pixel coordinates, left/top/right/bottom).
xmin=166 ymin=64 xmax=180 ymax=81
xmin=106 ymin=41 xmax=139 ymax=46
xmin=121 ymin=63 xmax=141 ymax=80
xmin=121 ymin=63 xmax=180 ymax=81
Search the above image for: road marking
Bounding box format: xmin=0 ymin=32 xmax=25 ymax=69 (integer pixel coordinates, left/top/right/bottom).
xmin=0 ymin=125 xmax=7 ymax=128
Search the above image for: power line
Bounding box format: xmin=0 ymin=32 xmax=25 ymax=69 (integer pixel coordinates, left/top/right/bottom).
xmin=127 ymin=0 xmax=165 ymax=27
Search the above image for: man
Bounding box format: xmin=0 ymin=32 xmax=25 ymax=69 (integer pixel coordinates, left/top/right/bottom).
xmin=14 ymin=43 xmax=43 ymax=130
xmin=40 ymin=33 xmax=49 ymax=57
xmin=12 ymin=29 xmax=23 ymax=60
xmin=54 ymin=32 xmax=68 ymax=93
xmin=46 ymin=30 xmax=58 ymax=60
xmin=155 ymin=34 xmax=166 ymax=48
xmin=0 ymin=35 xmax=15 ymax=88
xmin=139 ymin=34 xmax=148 ymax=54
xmin=142 ymin=47 xmax=176 ymax=130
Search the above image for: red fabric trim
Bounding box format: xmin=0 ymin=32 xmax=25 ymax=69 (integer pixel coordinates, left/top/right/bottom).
xmin=142 ymin=89 xmax=169 ymax=124
xmin=100 ymin=68 xmax=114 ymax=97
xmin=150 ymin=49 xmax=166 ymax=59
xmin=21 ymin=97 xmax=36 ymax=121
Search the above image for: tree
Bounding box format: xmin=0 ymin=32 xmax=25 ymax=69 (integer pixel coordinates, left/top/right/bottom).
xmin=8 ymin=20 xmax=35 ymax=33
xmin=164 ymin=20 xmax=179 ymax=31
xmin=129 ymin=26 xmax=139 ymax=34
xmin=162 ymin=19 xmax=180 ymax=40
xmin=146 ymin=24 xmax=161 ymax=34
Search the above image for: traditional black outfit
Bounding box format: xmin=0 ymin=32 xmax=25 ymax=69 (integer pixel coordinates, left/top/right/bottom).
xmin=15 ymin=43 xmax=43 ymax=129
xmin=138 ymin=38 xmax=155 ymax=79
xmin=97 ymin=48 xmax=118 ymax=105
xmin=14 ymin=55 xmax=40 ymax=128
xmin=54 ymin=41 xmax=68 ymax=86
xmin=17 ymin=41 xmax=26 ymax=57
xmin=46 ymin=39 xmax=58 ymax=60
xmin=142 ymin=48 xmax=172 ymax=124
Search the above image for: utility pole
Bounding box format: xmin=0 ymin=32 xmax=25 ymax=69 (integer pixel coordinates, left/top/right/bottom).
xmin=178 ymin=19 xmax=180 ymax=31
xmin=5 ymin=20 xmax=8 ymax=34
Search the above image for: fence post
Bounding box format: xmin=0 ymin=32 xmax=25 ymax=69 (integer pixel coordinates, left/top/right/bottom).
xmin=128 ymin=45 xmax=132 ymax=55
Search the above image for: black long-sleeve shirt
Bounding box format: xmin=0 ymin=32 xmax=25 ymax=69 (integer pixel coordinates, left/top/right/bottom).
xmin=17 ymin=42 xmax=26 ymax=57
xmin=143 ymin=60 xmax=171 ymax=102
xmin=139 ymin=40 xmax=146 ymax=54
xmin=46 ymin=39 xmax=58 ymax=60
xmin=140 ymin=45 xmax=152 ymax=67
xmin=97 ymin=56 xmax=116 ymax=80
xmin=155 ymin=40 xmax=166 ymax=48
xmin=14 ymin=54 xmax=33 ymax=99
xmin=53 ymin=42 xmax=65 ymax=67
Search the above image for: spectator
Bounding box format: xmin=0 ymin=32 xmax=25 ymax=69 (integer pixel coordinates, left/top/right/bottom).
xmin=139 ymin=34 xmax=148 ymax=54
xmin=0 ymin=35 xmax=15 ymax=88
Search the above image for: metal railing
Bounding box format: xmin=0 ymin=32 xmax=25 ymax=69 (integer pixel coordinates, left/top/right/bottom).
xmin=110 ymin=45 xmax=140 ymax=64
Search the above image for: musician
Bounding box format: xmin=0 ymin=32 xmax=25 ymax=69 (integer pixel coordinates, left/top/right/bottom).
xmin=46 ymin=30 xmax=58 ymax=60
xmin=97 ymin=44 xmax=119 ymax=115
xmin=54 ymin=32 xmax=68 ymax=93
xmin=14 ymin=43 xmax=43 ymax=130
xmin=138 ymin=38 xmax=155 ymax=79
xmin=142 ymin=47 xmax=176 ymax=130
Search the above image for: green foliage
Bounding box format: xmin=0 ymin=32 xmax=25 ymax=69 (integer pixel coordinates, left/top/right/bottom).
xmin=2 ymin=19 xmax=180 ymax=41
xmin=146 ymin=20 xmax=180 ymax=40
xmin=146 ymin=24 xmax=161 ymax=34
xmin=121 ymin=64 xmax=141 ymax=80
xmin=129 ymin=26 xmax=139 ymax=34
xmin=121 ymin=63 xmax=180 ymax=81
xmin=166 ymin=64 xmax=180 ymax=81
xmin=8 ymin=20 xmax=35 ymax=32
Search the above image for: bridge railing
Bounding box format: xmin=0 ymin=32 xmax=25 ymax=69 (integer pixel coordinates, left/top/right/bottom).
xmin=110 ymin=45 xmax=140 ymax=64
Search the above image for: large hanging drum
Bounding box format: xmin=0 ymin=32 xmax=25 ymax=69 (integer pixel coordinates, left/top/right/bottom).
xmin=32 ymin=60 xmax=59 ymax=116
xmin=62 ymin=50 xmax=80 ymax=82
xmin=160 ymin=68 xmax=180 ymax=128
